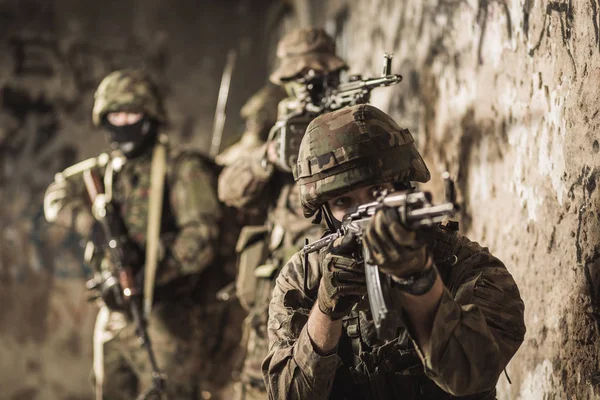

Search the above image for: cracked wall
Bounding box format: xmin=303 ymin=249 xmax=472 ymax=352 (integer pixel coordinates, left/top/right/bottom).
xmin=311 ymin=0 xmax=600 ymax=398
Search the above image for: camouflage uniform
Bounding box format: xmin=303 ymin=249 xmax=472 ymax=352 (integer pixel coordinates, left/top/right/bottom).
xmin=44 ymin=69 xmax=231 ymax=400
xmin=218 ymin=28 xmax=347 ymax=400
xmin=262 ymin=105 xmax=527 ymax=399
xmin=215 ymin=84 xmax=285 ymax=167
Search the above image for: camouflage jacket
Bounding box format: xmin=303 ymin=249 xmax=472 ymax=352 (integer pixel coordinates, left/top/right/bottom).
xmin=217 ymin=97 xmax=303 ymax=211
xmin=44 ymin=142 xmax=222 ymax=290
xmin=218 ymin=143 xmax=323 ymax=390
xmin=218 ymin=143 xmax=275 ymax=211
xmin=262 ymin=224 xmax=526 ymax=400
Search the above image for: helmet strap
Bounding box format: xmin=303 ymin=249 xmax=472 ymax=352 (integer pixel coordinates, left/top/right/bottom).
xmin=320 ymin=203 xmax=342 ymax=232
xmin=311 ymin=208 xmax=323 ymax=225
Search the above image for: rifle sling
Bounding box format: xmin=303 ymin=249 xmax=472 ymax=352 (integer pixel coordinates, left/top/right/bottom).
xmin=144 ymin=137 xmax=168 ymax=319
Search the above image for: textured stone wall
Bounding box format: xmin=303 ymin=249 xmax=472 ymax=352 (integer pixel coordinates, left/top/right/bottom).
xmin=311 ymin=0 xmax=600 ymax=398
xmin=0 ymin=1 xmax=273 ymax=399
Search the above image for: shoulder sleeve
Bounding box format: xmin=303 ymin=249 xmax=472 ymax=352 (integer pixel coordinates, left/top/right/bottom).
xmin=262 ymin=251 xmax=341 ymax=400
xmin=161 ymin=154 xmax=221 ymax=278
xmin=217 ymin=144 xmax=274 ymax=209
xmin=43 ymin=168 xmax=94 ymax=236
xmin=415 ymin=234 xmax=526 ymax=396
xmin=170 ymin=153 xmax=221 ymax=225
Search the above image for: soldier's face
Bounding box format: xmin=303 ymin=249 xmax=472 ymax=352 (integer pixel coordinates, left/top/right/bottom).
xmin=106 ymin=112 xmax=144 ymax=126
xmin=327 ymin=183 xmax=395 ymax=221
xmin=103 ymin=111 xmax=156 ymax=156
xmin=284 ymin=69 xmax=331 ymax=101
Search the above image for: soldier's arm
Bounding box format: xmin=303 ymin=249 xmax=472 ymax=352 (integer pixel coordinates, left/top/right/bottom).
xmin=262 ymin=252 xmax=341 ymax=400
xmin=43 ymin=173 xmax=94 ymax=237
xmin=162 ymin=156 xmax=221 ymax=277
xmin=409 ymin=237 xmax=526 ymax=396
xmin=217 ymin=144 xmax=274 ymax=209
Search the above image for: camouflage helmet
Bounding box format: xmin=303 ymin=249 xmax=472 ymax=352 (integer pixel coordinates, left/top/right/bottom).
xmin=92 ymin=69 xmax=166 ymax=127
xmin=269 ymin=28 xmax=348 ymax=85
xmin=293 ymin=104 xmax=430 ymax=217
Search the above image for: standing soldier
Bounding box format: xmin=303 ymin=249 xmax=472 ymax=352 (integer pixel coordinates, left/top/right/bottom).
xmin=263 ymin=105 xmax=526 ymax=399
xmin=44 ymin=69 xmax=226 ymax=400
xmin=218 ymin=28 xmax=348 ymax=400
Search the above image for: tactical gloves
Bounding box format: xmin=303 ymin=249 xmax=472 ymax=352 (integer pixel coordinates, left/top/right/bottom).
xmin=317 ymin=233 xmax=366 ymax=320
xmin=364 ymin=206 xmax=430 ymax=279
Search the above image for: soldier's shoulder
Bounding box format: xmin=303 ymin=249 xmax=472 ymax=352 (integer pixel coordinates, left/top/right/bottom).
xmin=432 ymin=224 xmax=509 ymax=294
xmin=168 ymin=147 xmax=221 ymax=178
xmin=277 ymin=248 xmax=320 ymax=292
xmin=429 ymin=222 xmax=492 ymax=260
xmin=434 ymin=222 xmax=506 ymax=274
xmin=277 ymin=250 xmax=305 ymax=281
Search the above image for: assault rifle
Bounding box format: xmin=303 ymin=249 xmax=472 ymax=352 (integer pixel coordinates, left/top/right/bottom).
xmin=267 ymin=53 xmax=403 ymax=172
xmin=322 ymin=53 xmax=402 ymax=110
xmin=83 ymin=170 xmax=166 ymax=398
xmin=303 ymin=173 xmax=460 ymax=341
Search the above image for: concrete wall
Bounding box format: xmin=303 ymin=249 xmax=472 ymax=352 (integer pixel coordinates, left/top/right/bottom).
xmin=0 ymin=1 xmax=273 ymax=399
xmin=309 ymin=0 xmax=600 ymax=398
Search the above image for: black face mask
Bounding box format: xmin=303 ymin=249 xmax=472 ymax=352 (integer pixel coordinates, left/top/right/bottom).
xmin=103 ymin=117 xmax=159 ymax=158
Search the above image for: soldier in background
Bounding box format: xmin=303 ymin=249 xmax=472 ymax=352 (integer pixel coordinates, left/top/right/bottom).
xmin=218 ymin=28 xmax=348 ymax=400
xmin=263 ymin=104 xmax=526 ymax=399
xmin=215 ymin=84 xmax=285 ymax=167
xmin=214 ymin=84 xmax=285 ymax=240
xmin=44 ymin=69 xmax=231 ymax=400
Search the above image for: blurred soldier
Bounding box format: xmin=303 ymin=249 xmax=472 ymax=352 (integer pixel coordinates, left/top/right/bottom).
xmin=44 ymin=69 xmax=228 ymax=400
xmin=263 ymin=105 xmax=526 ymax=399
xmin=215 ymin=84 xmax=285 ymax=167
xmin=218 ymin=28 xmax=347 ymax=400
xmin=215 ymin=84 xmax=285 ymax=232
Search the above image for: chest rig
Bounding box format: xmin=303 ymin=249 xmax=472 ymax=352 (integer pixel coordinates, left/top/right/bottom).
xmin=235 ymin=175 xmax=322 ymax=387
xmin=332 ymin=223 xmax=495 ymax=400
xmin=85 ymin=141 xmax=178 ymax=309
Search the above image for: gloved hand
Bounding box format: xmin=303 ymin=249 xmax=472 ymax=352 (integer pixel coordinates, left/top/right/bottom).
xmin=364 ymin=206 xmax=430 ymax=279
xmin=317 ymin=232 xmax=366 ymax=320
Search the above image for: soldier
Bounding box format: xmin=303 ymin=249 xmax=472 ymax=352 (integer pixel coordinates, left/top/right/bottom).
xmin=263 ymin=104 xmax=527 ymax=399
xmin=217 ymin=28 xmax=347 ymax=400
xmin=215 ymin=84 xmax=285 ymax=167
xmin=44 ymin=69 xmax=226 ymax=400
